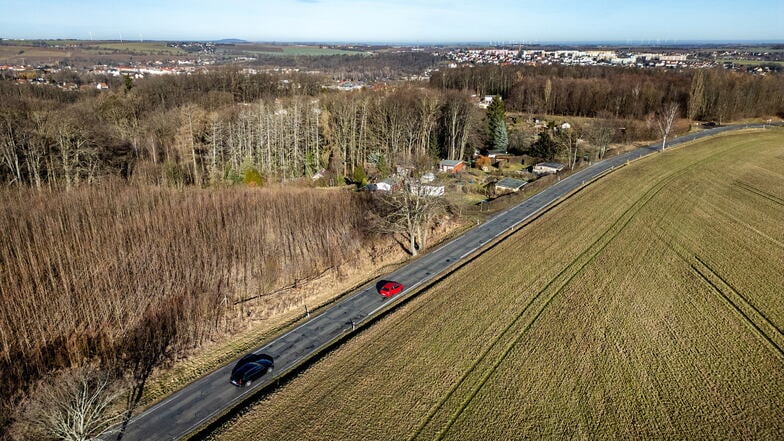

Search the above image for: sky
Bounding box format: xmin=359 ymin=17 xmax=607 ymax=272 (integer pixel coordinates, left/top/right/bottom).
xmin=0 ymin=0 xmax=782 ymax=43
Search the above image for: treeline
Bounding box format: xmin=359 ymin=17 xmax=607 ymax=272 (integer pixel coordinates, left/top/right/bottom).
xmin=0 ymin=184 xmax=380 ymax=434
xmin=430 ymin=65 xmax=784 ymax=121
xmin=0 ymin=71 xmax=478 ymax=189
xmin=3 ymin=65 xmax=783 ymax=189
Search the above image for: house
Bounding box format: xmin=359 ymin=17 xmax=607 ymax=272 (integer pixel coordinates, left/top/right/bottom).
xmin=533 ymin=162 xmax=565 ymax=175
xmin=96 ymin=82 xmax=109 ymax=90
xmin=439 ymin=160 xmax=465 ymax=173
xmin=495 ymin=177 xmax=528 ymax=193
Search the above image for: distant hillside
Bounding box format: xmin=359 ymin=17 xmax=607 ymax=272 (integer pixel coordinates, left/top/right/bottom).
xmin=214 ymin=38 xmax=248 ymax=44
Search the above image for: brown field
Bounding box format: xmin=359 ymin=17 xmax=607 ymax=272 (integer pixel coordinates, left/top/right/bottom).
xmin=0 ymin=45 xmax=70 ymax=63
xmin=213 ymin=129 xmax=784 ymax=440
xmin=0 ymin=41 xmax=184 ymax=64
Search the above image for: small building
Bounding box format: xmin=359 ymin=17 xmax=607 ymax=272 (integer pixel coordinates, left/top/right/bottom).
xmin=495 ymin=177 xmax=528 ymax=193
xmin=439 ymin=160 xmax=465 ymax=173
xmin=533 ymin=162 xmax=565 ymax=175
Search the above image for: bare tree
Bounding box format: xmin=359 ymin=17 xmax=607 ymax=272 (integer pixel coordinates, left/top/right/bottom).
xmin=587 ymin=119 xmax=614 ymax=160
xmin=441 ymin=91 xmax=474 ymax=160
xmin=374 ymin=175 xmax=446 ymax=257
xmin=557 ymin=125 xmax=580 ymax=170
xmin=23 ymin=366 xmax=123 ymax=441
xmin=688 ymin=71 xmax=706 ymax=121
xmin=656 ymin=102 xmax=679 ymax=151
xmin=49 ymin=113 xmax=98 ymax=190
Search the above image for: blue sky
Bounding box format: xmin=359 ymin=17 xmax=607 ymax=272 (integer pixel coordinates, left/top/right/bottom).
xmin=0 ymin=0 xmax=782 ymax=43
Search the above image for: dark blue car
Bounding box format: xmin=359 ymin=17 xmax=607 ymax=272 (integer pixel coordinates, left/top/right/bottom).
xmin=230 ymin=353 xmax=274 ymax=387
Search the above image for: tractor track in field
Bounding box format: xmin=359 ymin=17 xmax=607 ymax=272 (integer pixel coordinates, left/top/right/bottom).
xmin=701 ymin=198 xmax=784 ymax=250
xmin=735 ymin=181 xmax=784 ymax=208
xmin=411 ymin=145 xmax=734 ymax=441
xmin=654 ymin=227 xmax=784 ymax=362
xmin=650 ymin=141 xmax=784 ymax=361
xmin=690 ymin=256 xmax=784 ymax=360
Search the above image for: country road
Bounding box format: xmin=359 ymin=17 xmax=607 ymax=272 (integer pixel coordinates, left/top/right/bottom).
xmin=115 ymin=123 xmax=780 ymax=440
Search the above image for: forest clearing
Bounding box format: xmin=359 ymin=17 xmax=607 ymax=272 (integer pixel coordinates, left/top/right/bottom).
xmin=212 ymin=129 xmax=784 ymax=440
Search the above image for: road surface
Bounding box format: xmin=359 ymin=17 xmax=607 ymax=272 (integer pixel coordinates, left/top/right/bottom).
xmin=117 ymin=123 xmax=780 ymax=440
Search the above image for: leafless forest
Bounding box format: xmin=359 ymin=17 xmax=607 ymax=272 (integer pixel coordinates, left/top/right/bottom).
xmin=2 ymin=66 xmax=782 ymax=190
xmin=0 ymin=184 xmax=380 ymax=435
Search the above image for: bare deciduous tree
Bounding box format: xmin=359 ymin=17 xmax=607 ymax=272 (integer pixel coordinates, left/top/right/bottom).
xmin=556 ymin=125 xmax=580 ymax=170
xmin=587 ymin=119 xmax=614 ymax=161
xmin=656 ymin=102 xmax=680 ymax=151
xmin=374 ymin=175 xmax=446 ymax=256
xmin=23 ymin=366 xmax=123 ymax=441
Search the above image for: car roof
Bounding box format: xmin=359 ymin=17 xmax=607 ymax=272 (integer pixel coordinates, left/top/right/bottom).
xmin=233 ymin=353 xmax=273 ymax=372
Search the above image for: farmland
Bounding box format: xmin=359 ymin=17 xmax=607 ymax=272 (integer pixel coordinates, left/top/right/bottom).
xmin=225 ymin=44 xmax=368 ymax=57
xmin=86 ymin=42 xmax=186 ymax=55
xmin=213 ymin=129 xmax=784 ymax=440
xmin=0 ymin=40 xmax=185 ymax=64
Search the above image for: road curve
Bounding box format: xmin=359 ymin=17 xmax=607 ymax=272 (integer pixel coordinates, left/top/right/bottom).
xmin=117 ymin=123 xmax=780 ymax=440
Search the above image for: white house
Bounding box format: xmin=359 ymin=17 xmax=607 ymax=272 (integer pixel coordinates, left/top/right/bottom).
xmin=533 ymin=162 xmax=565 ymax=175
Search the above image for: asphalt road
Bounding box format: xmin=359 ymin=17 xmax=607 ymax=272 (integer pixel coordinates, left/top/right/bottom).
xmin=117 ymin=123 xmax=780 ymax=440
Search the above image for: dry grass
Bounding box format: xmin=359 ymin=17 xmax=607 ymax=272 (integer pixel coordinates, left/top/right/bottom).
xmin=212 ymin=129 xmax=784 ymax=440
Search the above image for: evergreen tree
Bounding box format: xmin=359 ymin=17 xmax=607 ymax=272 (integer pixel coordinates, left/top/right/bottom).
xmin=486 ymin=95 xmax=507 ymax=150
xmin=352 ymin=165 xmax=368 ymax=188
xmin=530 ymin=131 xmax=559 ymax=160
xmin=493 ymin=120 xmax=509 ymax=150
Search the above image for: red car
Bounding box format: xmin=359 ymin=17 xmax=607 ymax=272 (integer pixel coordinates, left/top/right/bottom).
xmin=379 ymin=281 xmax=404 ymax=298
